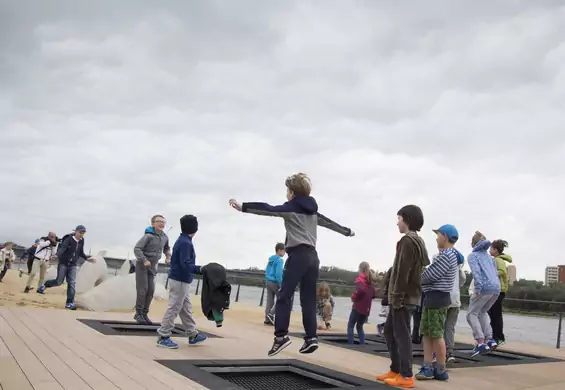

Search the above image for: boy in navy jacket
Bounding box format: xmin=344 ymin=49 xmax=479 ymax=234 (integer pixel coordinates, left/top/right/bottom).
xmin=229 ymin=172 xmax=355 ymax=357
xmin=156 ymin=215 xmax=207 ymax=349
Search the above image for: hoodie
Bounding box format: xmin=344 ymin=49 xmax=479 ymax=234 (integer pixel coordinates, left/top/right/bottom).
xmin=467 ymin=240 xmax=500 ymax=295
xmin=351 ymin=273 xmax=376 ymax=316
xmin=388 ymin=231 xmax=431 ymax=309
xmin=241 ymin=195 xmax=353 ymax=253
xmin=133 ymin=226 xmax=171 ymax=272
xmin=265 ymin=254 xmax=283 ymax=284
xmin=495 ymin=254 xmax=513 ymax=293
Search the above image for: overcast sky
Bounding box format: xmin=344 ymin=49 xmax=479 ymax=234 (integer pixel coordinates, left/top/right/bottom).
xmin=2 ymin=0 xmax=564 ymax=281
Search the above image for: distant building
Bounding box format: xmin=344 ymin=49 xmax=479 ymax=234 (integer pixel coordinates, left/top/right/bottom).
xmin=507 ymin=264 xmax=516 ymax=286
xmin=545 ymin=265 xmax=565 ymax=285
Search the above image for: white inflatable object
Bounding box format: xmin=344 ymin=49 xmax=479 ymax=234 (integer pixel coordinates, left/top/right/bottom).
xmin=75 ymin=251 xmax=108 ymax=294
xmin=75 ymin=272 xmax=169 ymax=311
xmin=45 ymin=266 xmax=58 ymax=280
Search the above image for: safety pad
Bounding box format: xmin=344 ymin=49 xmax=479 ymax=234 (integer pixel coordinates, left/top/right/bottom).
xmin=157 ymin=359 xmax=386 ymax=389
xmin=288 ymin=333 xmax=562 ymax=368
xmin=77 ymin=319 xmax=221 ymax=338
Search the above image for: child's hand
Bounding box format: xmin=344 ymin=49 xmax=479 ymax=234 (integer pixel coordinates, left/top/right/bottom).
xmin=349 ymin=230 xmax=355 ymax=237
xmin=229 ymin=199 xmax=242 ymax=211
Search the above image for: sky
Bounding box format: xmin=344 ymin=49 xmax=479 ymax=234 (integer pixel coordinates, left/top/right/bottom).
xmin=1 ymin=0 xmax=564 ymax=281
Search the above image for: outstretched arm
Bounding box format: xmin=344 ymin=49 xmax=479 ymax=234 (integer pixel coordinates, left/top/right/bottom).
xmin=240 ymin=201 xmax=295 ymax=218
xmin=317 ymin=212 xmax=354 ymax=236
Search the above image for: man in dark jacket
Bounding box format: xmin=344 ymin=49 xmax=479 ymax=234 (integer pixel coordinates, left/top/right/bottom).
xmin=19 ymin=239 xmax=40 ymax=277
xmin=156 ymin=215 xmax=207 ymax=349
xmin=38 ymin=225 xmax=95 ymax=310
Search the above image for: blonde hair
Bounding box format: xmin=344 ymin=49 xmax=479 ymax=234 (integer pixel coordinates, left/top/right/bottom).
xmin=317 ymin=282 xmax=331 ymax=299
xmin=471 ymin=231 xmax=486 ymax=247
xmin=285 ymin=173 xmax=312 ymax=196
xmin=359 ymin=261 xmax=378 ymax=287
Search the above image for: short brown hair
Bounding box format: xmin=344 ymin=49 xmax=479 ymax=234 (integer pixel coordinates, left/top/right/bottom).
xmin=471 ymin=231 xmax=486 ymax=247
xmin=151 ymin=214 xmax=165 ymax=223
xmin=4 ymin=241 xmax=13 ymax=246
xmin=275 ymin=243 xmax=285 ymax=252
xmin=285 ymin=173 xmax=312 ymax=196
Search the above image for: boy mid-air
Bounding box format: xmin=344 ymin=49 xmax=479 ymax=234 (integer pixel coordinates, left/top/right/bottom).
xmin=229 ymin=172 xmax=355 ymax=357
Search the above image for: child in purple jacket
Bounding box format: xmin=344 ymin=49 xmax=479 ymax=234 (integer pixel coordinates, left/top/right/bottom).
xmin=348 ymin=262 xmax=378 ymax=344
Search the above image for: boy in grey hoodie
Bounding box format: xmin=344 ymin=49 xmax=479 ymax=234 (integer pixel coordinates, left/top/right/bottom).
xmin=133 ymin=214 xmax=171 ymax=324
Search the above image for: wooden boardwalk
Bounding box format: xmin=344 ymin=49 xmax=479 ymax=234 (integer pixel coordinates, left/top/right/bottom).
xmin=1 ymin=306 xmax=565 ymax=390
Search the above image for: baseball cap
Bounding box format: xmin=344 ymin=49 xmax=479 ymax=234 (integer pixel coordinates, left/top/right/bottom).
xmin=75 ymin=225 xmax=87 ymax=232
xmin=433 ymin=224 xmax=459 ymax=242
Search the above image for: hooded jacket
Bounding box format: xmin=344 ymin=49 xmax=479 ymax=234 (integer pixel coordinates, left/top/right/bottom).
xmin=495 ymin=254 xmax=513 ymax=293
xmin=241 ymin=195 xmax=353 ymax=252
xmin=388 ymin=232 xmax=430 ymax=309
xmin=133 ymin=227 xmax=170 ymax=272
xmin=35 ymin=238 xmax=58 ymax=262
xmin=380 ymin=267 xmax=392 ymax=306
xmin=265 ymin=254 xmax=283 ymax=284
xmin=168 ymin=233 xmax=201 ymax=284
xmin=56 ymin=234 xmax=88 ymax=266
xmin=201 ymin=262 xmax=231 ymax=323
xmin=467 ymin=240 xmax=501 ymax=295
xmin=351 ymin=273 xmax=376 ymax=316
xmin=0 ymin=247 xmax=16 ymax=269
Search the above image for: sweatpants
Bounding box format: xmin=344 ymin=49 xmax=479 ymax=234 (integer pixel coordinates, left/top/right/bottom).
xmin=444 ymin=307 xmax=460 ymax=354
xmin=135 ymin=262 xmax=155 ymax=314
xmin=347 ymin=309 xmax=368 ymax=344
xmin=274 ymin=245 xmax=319 ymax=340
xmin=384 ymin=306 xmax=416 ymax=378
xmin=466 ymin=293 xmax=498 ymax=341
xmin=265 ymin=281 xmax=279 ymax=319
xmin=488 ymin=292 xmax=506 ymax=342
xmin=157 ymin=279 xmax=197 ymax=338
xmin=27 ymin=259 xmax=48 ymax=289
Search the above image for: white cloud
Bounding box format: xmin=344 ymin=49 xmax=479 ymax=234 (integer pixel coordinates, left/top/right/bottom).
xmin=2 ymin=0 xmax=564 ymax=280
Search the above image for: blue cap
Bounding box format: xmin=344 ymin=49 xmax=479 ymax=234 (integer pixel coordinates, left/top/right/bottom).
xmin=75 ymin=225 xmax=87 ymax=232
xmin=433 ymin=224 xmax=459 ymax=242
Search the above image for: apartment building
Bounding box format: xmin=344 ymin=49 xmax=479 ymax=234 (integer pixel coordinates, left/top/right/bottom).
xmin=545 ymin=265 xmax=565 ymax=285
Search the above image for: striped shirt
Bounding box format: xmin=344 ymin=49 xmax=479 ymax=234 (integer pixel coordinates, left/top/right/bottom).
xmin=421 ymin=247 xmax=458 ymax=293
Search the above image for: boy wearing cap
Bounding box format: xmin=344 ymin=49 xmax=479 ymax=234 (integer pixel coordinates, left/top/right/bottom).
xmin=415 ymin=224 xmax=459 ymax=381
xmin=156 ymin=215 xmax=207 ymax=349
xmin=39 ymin=225 xmax=95 ymax=310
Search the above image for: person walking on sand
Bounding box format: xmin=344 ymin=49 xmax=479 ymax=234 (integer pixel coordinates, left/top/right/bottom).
xmin=0 ymin=241 xmax=16 ymax=282
xmin=134 ymin=215 xmax=171 ymax=325
xmin=39 ymin=226 xmax=96 ymax=310
xmin=229 ymin=172 xmax=355 ymax=357
xmin=25 ymin=233 xmax=58 ymax=293
xmin=264 ymin=243 xmax=285 ymax=326
xmin=19 ymin=239 xmax=40 ymax=277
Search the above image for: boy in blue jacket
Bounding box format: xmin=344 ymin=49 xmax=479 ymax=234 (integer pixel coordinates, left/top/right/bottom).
xmin=264 ymin=242 xmax=285 ymax=325
xmin=156 ymin=215 xmax=207 ymax=349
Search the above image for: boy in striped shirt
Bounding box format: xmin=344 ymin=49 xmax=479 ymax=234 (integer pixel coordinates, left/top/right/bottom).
xmin=416 ymin=224 xmax=459 ymax=381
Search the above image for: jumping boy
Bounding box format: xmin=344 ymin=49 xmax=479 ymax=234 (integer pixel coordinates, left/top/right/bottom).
xmin=415 ymin=224 xmax=459 ymax=381
xmin=377 ymin=205 xmax=430 ymax=388
xmin=156 ymin=215 xmax=207 ymax=348
xmin=133 ymin=215 xmax=171 ymax=324
xmin=229 ymin=172 xmax=355 ymax=357
xmin=264 ymin=242 xmax=285 ymax=325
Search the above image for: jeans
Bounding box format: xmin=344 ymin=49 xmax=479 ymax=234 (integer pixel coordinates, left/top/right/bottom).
xmin=466 ymin=293 xmax=498 ymax=341
xmin=347 ymin=309 xmax=368 ymax=344
xmin=488 ymin=292 xmax=506 ymax=342
xmin=384 ymin=305 xmax=416 ymax=378
xmin=44 ymin=263 xmax=78 ymax=304
xmin=274 ymin=245 xmax=319 ymax=340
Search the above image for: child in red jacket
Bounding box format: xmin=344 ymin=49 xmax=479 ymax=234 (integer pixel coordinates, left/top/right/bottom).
xmin=348 ymin=262 xmax=378 ymax=344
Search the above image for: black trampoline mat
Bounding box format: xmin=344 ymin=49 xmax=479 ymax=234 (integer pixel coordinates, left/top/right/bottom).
xmin=77 ymin=319 xmax=220 ymax=338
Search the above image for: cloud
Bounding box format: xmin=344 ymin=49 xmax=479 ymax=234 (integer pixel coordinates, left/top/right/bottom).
xmin=1 ymin=0 xmax=564 ymax=281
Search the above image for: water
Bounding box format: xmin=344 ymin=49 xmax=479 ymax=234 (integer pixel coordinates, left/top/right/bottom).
xmin=109 ymin=272 xmax=562 ymax=349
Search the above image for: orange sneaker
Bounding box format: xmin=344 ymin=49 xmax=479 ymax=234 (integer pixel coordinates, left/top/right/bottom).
xmin=385 ymin=375 xmax=415 ymax=388
xmin=376 ymin=371 xmax=399 ymax=381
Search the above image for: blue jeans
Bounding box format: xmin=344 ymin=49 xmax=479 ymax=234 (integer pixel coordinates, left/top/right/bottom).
xmin=347 ymin=309 xmax=368 ymax=344
xmin=44 ymin=263 xmax=78 ymax=304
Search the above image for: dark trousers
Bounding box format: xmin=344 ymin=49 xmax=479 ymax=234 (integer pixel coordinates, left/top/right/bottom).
xmin=384 ymin=306 xmax=415 ymax=378
xmin=274 ymin=246 xmax=319 ymax=339
xmin=488 ymin=292 xmax=506 ymax=342
xmin=411 ymin=293 xmax=425 ymax=343
xmin=27 ymin=257 xmax=34 ymax=274
xmin=347 ymin=309 xmax=368 ymax=344
xmin=135 ymin=263 xmax=155 ymax=314
xmin=0 ymin=262 xmax=8 ymax=281
xmin=44 ymin=263 xmax=78 ymax=304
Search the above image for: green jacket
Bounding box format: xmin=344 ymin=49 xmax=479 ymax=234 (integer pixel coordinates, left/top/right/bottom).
xmin=495 ymin=254 xmax=513 ymax=292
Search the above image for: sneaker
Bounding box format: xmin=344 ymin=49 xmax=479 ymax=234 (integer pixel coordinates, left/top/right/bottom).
xmin=415 ymin=366 xmax=434 ymax=380
xmin=65 ymin=303 xmax=76 ymax=310
xmin=24 ymin=286 xmax=31 ymax=293
xmin=299 ymin=338 xmax=319 ymax=354
xmin=157 ymin=337 xmax=179 ymax=349
xmin=134 ymin=313 xmax=147 ymax=325
xmin=432 ymin=353 xmax=437 ymax=363
xmin=325 ymin=322 xmax=331 ymax=330
xmin=143 ymin=314 xmax=153 ymax=325
xmin=267 ymin=336 xmax=292 ymax=357
xmin=446 ymin=353 xmax=457 ymax=364
xmin=377 ymin=323 xmax=384 ymax=336
xmin=470 ymin=343 xmax=490 ymax=358
xmin=497 ymin=340 xmax=506 ymax=347
xmin=434 ymin=369 xmax=449 ymax=381
xmin=487 ymin=339 xmax=498 ymax=351
xmin=376 ymin=371 xmax=399 ymax=382
xmin=37 ymin=285 xmax=45 ymax=294
xmin=266 ymin=313 xmax=275 ymax=325
xmin=19 ymin=270 xmax=23 ymax=278
xmin=385 ymin=375 xmax=414 ymax=388
xmin=189 ymin=332 xmax=208 ymax=345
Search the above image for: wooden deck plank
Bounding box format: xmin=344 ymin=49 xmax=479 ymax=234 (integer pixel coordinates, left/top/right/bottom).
xmin=0 ymin=314 xmax=63 ymax=390
xmin=29 ymin=309 xmax=202 ymax=390
xmin=0 ymin=337 xmax=34 ymax=390
xmin=8 ymin=308 xmax=120 ymax=390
